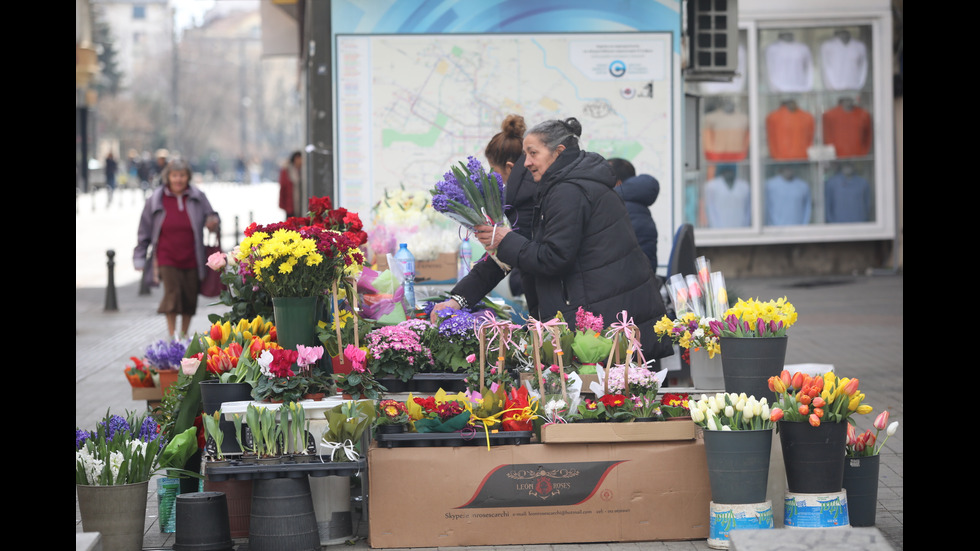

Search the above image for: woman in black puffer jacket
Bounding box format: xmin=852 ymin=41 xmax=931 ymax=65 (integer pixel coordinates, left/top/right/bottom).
xmin=474 ymin=118 xmax=672 ymax=360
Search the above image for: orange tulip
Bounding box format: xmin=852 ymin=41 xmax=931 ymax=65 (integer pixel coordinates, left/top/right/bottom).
xmin=844 ymin=378 xmax=860 ymax=396
xmin=809 ymin=413 xmax=821 ymax=427
xmin=791 ymin=371 xmax=805 ymax=390
xmin=770 ymin=408 xmax=784 ymax=422
xmin=798 ymin=404 xmax=810 ymax=416
xmin=780 ymin=370 xmax=792 ymax=388
xmin=813 ymin=397 xmax=826 ymax=408
xmin=799 ymin=394 xmax=812 ymax=406
xmin=814 ymin=407 xmax=824 ymax=418
xmin=811 ymin=376 xmax=824 ymax=392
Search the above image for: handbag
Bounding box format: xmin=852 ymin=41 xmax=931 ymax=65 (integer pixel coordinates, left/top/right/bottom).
xmin=200 ymin=226 xmax=226 ymax=298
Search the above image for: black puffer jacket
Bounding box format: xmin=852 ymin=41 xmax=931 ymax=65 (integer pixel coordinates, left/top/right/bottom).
xmin=496 ymin=145 xmax=672 ymax=360
xmin=616 ymin=174 xmax=660 ymax=270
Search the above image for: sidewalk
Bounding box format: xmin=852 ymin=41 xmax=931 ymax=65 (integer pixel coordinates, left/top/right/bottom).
xmin=76 ymin=187 xmax=902 ymax=550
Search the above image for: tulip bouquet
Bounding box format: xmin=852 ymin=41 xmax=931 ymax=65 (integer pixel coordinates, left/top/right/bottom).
xmin=691 ymin=392 xmax=775 ymax=430
xmin=767 ymin=370 xmax=872 ymax=427
xmin=846 ymin=410 xmax=899 ymax=457
xmin=718 ymin=297 xmax=798 ymax=338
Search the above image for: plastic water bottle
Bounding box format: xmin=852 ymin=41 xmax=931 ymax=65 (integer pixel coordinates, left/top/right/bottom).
xmin=394 ymin=243 xmax=416 ymax=311
xmin=458 ymin=237 xmax=472 ymax=280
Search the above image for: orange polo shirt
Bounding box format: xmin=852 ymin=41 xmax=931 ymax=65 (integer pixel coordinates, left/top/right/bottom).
xmin=823 ymin=105 xmax=872 ymax=158
xmin=766 ymin=105 xmax=814 ymax=160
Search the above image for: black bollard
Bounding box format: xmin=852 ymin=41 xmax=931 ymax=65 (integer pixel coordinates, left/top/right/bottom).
xmin=234 ymin=215 xmax=241 ymax=247
xmin=105 ymin=250 xmax=119 ymax=312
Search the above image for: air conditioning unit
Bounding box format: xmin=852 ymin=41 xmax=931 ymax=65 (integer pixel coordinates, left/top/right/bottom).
xmin=684 ymin=0 xmax=739 ymax=82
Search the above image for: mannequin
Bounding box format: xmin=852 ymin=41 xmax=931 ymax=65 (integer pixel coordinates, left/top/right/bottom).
xmin=765 ymin=32 xmax=814 ymax=92
xmin=765 ymin=165 xmax=812 ymax=226
xmin=821 ymin=28 xmax=868 ymax=90
xmin=766 ymin=99 xmax=814 ymax=160
xmin=704 ymin=164 xmax=751 ymax=228
xmin=823 ymin=96 xmax=872 ymax=157
xmin=825 ymin=162 xmax=871 ymax=223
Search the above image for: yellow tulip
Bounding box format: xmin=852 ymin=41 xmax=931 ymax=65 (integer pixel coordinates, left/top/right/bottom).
xmin=856 ymin=405 xmax=873 ymax=415
xmin=848 ymin=394 xmax=862 ymax=412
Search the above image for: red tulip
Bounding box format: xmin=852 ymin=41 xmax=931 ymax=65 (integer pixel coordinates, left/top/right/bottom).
xmin=770 ymin=408 xmax=784 ymax=422
xmin=809 ymin=413 xmax=821 ymax=427
xmin=209 ymin=324 xmax=223 ymax=342
xmin=874 ymin=410 xmax=890 ymax=431
xmin=844 ymin=378 xmax=860 ymax=396
xmin=781 ymin=370 xmax=792 ymax=388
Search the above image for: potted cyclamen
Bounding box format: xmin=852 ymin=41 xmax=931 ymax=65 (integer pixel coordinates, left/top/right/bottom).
xmin=843 ymin=410 xmax=899 ymax=527
xmin=252 ymin=349 xmax=308 ymax=403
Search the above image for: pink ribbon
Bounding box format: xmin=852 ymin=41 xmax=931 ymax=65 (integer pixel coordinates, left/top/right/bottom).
xmin=606 ymin=310 xmax=646 ymax=367
xmin=526 ymin=317 xmax=567 ymax=354
xmin=478 ymin=310 xmax=521 ymax=355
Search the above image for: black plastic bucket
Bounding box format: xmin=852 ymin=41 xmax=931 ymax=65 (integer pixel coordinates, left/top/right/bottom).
xmin=719 ymin=336 xmax=787 ymax=401
xmin=842 ymin=454 xmax=880 ymax=526
xmin=779 ymin=420 xmax=847 ymax=494
xmin=703 ymin=428 xmax=773 ymax=504
xmin=174 ymin=492 xmax=233 ymax=551
xmin=249 ymin=478 xmax=320 ymax=551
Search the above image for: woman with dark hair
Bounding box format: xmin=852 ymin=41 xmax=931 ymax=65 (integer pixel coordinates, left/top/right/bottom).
xmin=134 ymin=159 xmax=220 ymax=338
xmin=474 ymin=117 xmax=672 ymax=360
xmin=430 ymin=114 xmax=538 ymax=321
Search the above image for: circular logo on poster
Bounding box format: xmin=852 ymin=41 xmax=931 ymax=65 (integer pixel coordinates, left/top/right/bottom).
xmin=609 ymin=60 xmax=627 ymax=78
xmin=620 ymin=87 xmax=636 ymax=99
xmin=601 ymin=489 xmax=614 ymax=501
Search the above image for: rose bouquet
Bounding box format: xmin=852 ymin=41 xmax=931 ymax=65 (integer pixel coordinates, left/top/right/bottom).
xmin=846 ymin=410 xmax=899 ymax=457
xmin=767 ymin=370 xmax=872 ymax=427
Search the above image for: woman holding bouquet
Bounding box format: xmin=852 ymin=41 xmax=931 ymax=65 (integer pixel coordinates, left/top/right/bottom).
xmin=430 ymin=114 xmax=538 ymax=320
xmin=473 ymin=117 xmax=672 ymax=360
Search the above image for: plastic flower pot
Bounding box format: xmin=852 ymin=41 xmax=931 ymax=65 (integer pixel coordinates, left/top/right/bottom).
xmin=719 ymin=336 xmax=787 ymax=401
xmin=843 ymin=454 xmax=881 ymax=526
xmin=779 ymin=420 xmax=847 ymax=494
xmin=703 ymin=428 xmax=773 ymax=504
xmin=273 ymin=296 xmax=320 ymax=353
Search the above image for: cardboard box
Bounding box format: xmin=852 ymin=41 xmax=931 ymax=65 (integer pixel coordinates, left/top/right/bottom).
xmin=131 ymin=386 xmax=163 ymax=401
xmin=376 ymin=252 xmax=457 ymax=282
xmin=368 ymin=439 xmax=710 ymax=548
xmin=540 ymin=420 xmax=695 ymax=443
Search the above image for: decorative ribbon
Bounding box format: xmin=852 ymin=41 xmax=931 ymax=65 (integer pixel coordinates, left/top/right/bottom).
xmin=606 ymin=310 xmax=646 ymax=368
xmin=477 ymin=311 xmax=521 ymax=390
xmin=468 ymin=405 xmax=532 ymax=450
xmin=321 ymin=438 xmax=359 ymax=462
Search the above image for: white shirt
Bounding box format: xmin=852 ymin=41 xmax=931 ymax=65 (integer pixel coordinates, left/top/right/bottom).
xmin=765 ymin=39 xmax=814 ymax=93
xmin=820 ymin=36 xmax=868 ymax=91
xmin=704 ymin=176 xmax=751 ymax=228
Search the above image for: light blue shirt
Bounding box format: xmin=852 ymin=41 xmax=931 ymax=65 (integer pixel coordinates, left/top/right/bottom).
xmin=825 ymin=173 xmax=870 ymax=223
xmin=765 ymin=174 xmax=811 ymax=226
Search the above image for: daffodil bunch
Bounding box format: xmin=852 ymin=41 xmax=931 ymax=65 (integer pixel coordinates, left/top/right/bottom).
xmin=718 ymin=297 xmax=798 ymax=338
xmin=654 ymin=312 xmax=722 ymax=358
xmin=768 ymin=370 xmax=872 ymax=427
xmin=691 ymin=392 xmax=774 ymax=430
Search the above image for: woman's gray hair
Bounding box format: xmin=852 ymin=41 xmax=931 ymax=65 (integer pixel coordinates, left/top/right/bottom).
xmin=163 ymin=159 xmax=193 ymax=184
xmin=526 ymin=117 xmax=583 ymax=152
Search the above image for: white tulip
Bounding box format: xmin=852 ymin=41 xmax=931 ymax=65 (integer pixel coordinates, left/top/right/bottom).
xmin=707 ymin=415 xmax=718 ymax=431
xmin=761 ymin=404 xmax=771 ymax=421
xmin=887 ymin=421 xmax=899 ymax=436
xmin=725 ymin=405 xmax=735 ymax=418
xmin=721 ymin=425 xmax=732 ymax=431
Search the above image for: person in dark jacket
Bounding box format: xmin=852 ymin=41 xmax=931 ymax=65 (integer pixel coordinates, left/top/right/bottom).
xmin=474 ymin=118 xmax=672 ymax=360
xmin=608 ymin=158 xmax=660 ymax=271
xmin=430 ymin=114 xmax=537 ymax=321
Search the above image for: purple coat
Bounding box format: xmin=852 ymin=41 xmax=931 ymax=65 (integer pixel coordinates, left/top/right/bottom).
xmin=134 ymin=185 xmax=218 ymax=282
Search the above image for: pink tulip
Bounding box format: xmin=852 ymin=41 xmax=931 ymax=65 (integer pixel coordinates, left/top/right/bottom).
xmin=847 ymin=423 xmax=857 ymax=445
xmin=874 ymin=410 xmax=890 ymax=431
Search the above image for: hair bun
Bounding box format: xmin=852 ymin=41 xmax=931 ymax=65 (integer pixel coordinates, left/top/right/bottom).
xmin=502 ymin=114 xmax=526 ymax=139
xmin=563 ymin=117 xmax=583 ymax=138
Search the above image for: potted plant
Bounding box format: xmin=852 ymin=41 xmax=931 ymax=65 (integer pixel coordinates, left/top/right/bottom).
xmin=321 ymin=400 xmax=374 ymax=462
xmin=363 ymin=320 xmax=433 ymax=390
xmin=252 ymin=348 xmax=309 ymax=403
xmin=424 ymin=306 xmax=482 ymax=390
xmin=374 ymin=399 xmax=410 ymax=434
xmin=844 ymin=410 xmax=899 ymax=527
xmin=281 ymin=402 xmax=313 ymax=462
xmin=661 ymin=393 xmax=692 ymax=420
xmin=597 ymin=393 xmax=635 ymax=422
xmin=691 ymin=393 xmax=776 ymax=505
xmin=244 ymin=403 xmax=281 ymax=462
xmin=605 ymin=363 xmax=664 ymax=421
xmin=76 ymin=410 xmax=199 ymax=551
xmin=717 ymin=297 xmax=798 ymax=401
xmin=144 ymin=338 xmax=189 ymax=390
xmin=567 ymin=397 xmax=606 ymax=423
xmin=317 ymin=305 xmax=375 ymax=374
xmin=570 ymin=307 xmax=613 ymax=378
xmin=201 ymin=410 xmax=230 ymax=468
xmin=333 ymin=344 xmax=387 ymax=400
xmin=768 ymin=370 xmax=873 ymax=495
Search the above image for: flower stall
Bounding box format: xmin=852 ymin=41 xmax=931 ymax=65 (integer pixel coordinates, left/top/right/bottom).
xmin=103 ymin=176 xmax=890 ymax=550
